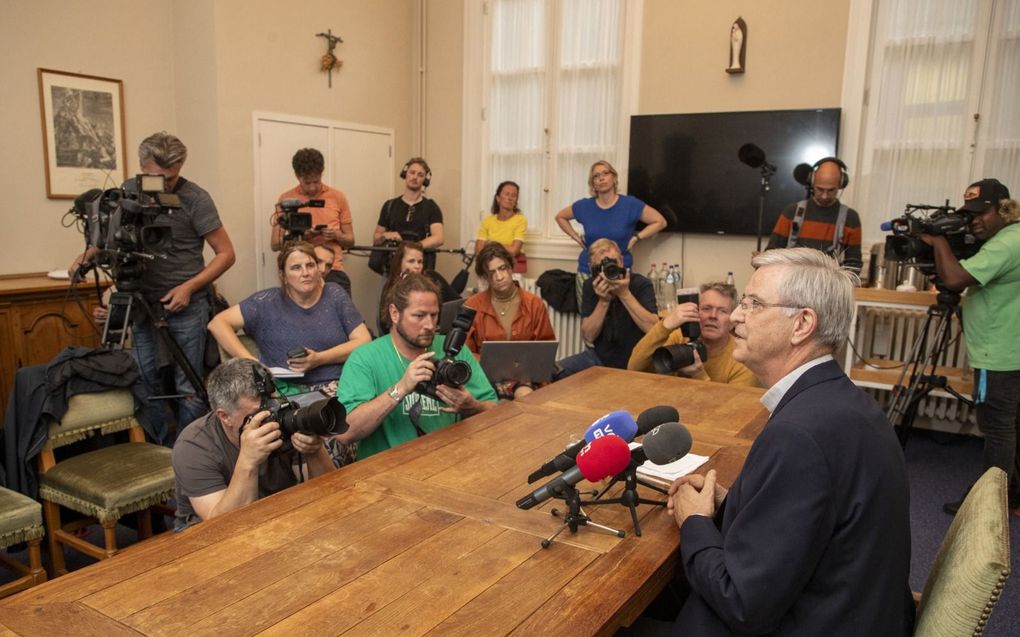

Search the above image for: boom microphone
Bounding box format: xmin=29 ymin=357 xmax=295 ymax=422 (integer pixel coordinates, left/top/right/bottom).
xmin=527 ymin=410 xmax=639 ymax=483
xmin=793 ymin=163 xmax=813 ymax=187
xmin=516 ymin=435 xmax=632 ymax=510
xmin=738 ymin=143 xmax=776 ymax=172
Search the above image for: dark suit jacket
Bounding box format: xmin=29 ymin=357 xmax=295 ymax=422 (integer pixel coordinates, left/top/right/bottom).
xmin=674 ymin=359 xmax=914 ymax=636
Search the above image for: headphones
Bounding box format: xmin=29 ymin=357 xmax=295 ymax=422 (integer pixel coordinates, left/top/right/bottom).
xmin=810 ymin=157 xmax=849 ymax=190
xmin=400 ymin=157 xmax=432 ymax=188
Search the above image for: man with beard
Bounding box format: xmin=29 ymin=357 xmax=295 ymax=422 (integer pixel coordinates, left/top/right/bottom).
xmin=337 ymin=273 xmax=497 ymax=460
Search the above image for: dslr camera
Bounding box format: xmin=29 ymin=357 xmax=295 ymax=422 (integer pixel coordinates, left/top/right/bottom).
xmin=248 ymin=364 xmax=348 ymax=453
xmin=277 ymin=198 xmax=325 ymax=242
xmin=416 ymin=305 xmax=476 ymax=400
xmin=883 ymin=202 xmax=980 ymax=275
xmin=592 ymin=256 xmax=626 ymax=281
xmin=652 ymin=341 xmax=708 ymax=374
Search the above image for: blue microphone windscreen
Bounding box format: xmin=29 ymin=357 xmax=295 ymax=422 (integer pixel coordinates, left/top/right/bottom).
xmin=584 ymin=410 xmax=638 ymax=443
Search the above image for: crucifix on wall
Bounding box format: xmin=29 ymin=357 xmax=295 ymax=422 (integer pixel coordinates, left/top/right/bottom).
xmin=317 ymin=29 xmax=344 ymax=88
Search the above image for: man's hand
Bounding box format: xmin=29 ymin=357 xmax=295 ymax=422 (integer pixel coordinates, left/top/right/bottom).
xmin=319 ymin=225 xmax=339 ymax=241
xmin=92 ymin=305 xmax=108 ymax=325
xmin=399 ymin=352 xmax=436 ymax=395
xmin=667 ymin=469 xmax=724 ymax=528
xmin=290 ymin=431 xmax=326 ymax=457
xmin=592 ymin=273 xmax=614 ymax=301
xmin=435 ymin=383 xmax=481 ymax=414
xmin=675 ymin=348 xmax=704 ymax=378
xmin=381 ymin=230 xmax=403 ymax=243
xmin=607 ymin=268 xmax=632 ymax=297
xmin=238 ymin=411 xmax=283 ymax=469
xmin=662 ymin=302 xmax=700 ymax=331
xmin=160 ymin=283 xmax=194 ymax=313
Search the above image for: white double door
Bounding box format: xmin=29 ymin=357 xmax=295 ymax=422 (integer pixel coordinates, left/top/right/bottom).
xmin=253 ymin=113 xmax=394 ymax=325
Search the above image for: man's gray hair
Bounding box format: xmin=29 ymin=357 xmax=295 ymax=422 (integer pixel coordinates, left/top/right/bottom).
xmin=207 ymin=358 xmax=267 ymax=413
xmin=138 ymin=131 xmax=188 ymax=168
xmin=751 ymin=248 xmax=859 ymax=350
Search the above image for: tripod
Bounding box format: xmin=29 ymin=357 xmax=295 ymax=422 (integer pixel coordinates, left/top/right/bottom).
xmin=884 ymin=282 xmax=973 ymax=445
xmin=541 ymin=486 xmax=625 ymax=549
xmin=588 ymin=463 xmax=668 ymax=537
xmin=754 ymin=163 xmax=776 ymax=252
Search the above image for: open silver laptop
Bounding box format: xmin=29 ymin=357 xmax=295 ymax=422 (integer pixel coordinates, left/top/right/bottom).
xmin=479 ymin=340 xmax=560 ymax=384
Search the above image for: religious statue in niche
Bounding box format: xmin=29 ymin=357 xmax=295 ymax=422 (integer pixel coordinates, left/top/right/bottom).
xmin=317 ymin=29 xmax=344 ymax=88
xmin=726 ymin=17 xmax=747 ymax=74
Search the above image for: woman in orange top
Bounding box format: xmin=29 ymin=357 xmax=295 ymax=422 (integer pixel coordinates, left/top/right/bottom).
xmin=464 ymin=243 xmax=555 ymax=399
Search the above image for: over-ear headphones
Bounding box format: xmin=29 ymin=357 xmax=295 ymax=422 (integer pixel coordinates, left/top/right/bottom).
xmin=810 ymin=157 xmax=849 ymax=190
xmin=400 ymin=157 xmax=432 ymax=188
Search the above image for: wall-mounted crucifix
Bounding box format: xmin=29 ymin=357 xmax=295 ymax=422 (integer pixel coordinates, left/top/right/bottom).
xmin=316 ymin=29 xmax=344 ymax=88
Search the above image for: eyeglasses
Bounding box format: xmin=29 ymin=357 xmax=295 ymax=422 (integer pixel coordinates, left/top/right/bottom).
xmin=736 ymin=295 xmax=805 ymax=314
xmin=698 ymin=305 xmax=732 ymax=316
xmin=592 ymin=170 xmax=613 ymax=180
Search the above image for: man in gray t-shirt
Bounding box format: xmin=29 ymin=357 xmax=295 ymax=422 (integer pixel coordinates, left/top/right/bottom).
xmin=70 ymin=132 xmax=236 ymax=445
xmin=172 ymin=359 xmax=335 ymax=530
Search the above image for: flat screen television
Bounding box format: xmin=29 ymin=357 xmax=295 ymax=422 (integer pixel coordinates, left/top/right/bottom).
xmin=627 ymin=108 xmax=841 ymax=236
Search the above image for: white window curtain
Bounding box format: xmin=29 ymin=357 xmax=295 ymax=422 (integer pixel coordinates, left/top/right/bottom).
xmin=487 ymin=0 xmax=626 ymax=239
xmin=860 ymin=0 xmax=1020 ymax=224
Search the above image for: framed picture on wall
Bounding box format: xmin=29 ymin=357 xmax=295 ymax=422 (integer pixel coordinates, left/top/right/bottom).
xmin=37 ymin=68 xmax=127 ymax=199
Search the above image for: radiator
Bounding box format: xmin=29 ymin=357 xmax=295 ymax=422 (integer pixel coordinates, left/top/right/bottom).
xmin=853 ymin=305 xmax=975 ymax=428
xmin=520 ymin=277 xmax=586 ymax=360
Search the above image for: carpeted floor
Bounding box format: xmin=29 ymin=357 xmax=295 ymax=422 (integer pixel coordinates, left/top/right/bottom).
xmin=2 ymin=429 xmax=1018 ymax=634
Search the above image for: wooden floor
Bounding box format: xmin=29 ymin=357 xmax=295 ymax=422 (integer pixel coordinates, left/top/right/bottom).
xmin=0 ymin=368 xmax=767 ymax=636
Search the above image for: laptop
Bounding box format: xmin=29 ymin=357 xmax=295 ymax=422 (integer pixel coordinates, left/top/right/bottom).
xmin=438 ymin=297 xmax=466 ymax=334
xmin=479 ymin=340 xmax=560 ymax=385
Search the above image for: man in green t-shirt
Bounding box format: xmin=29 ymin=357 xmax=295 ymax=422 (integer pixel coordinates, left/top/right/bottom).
xmin=338 ymin=273 xmax=498 ymax=459
xmin=922 ymin=178 xmax=1020 ymax=513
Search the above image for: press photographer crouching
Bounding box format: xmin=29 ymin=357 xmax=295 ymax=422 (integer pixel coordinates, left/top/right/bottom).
xmin=627 ymin=282 xmax=758 ymax=387
xmin=918 ymin=179 xmax=1020 ymax=514
xmin=172 ymin=358 xmax=340 ymax=530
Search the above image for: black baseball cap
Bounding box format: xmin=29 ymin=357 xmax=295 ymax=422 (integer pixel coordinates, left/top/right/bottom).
xmin=959 ymin=178 xmax=1011 ymax=213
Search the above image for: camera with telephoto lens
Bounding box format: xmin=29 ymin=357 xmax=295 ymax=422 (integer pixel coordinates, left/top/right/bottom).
xmin=277 ymin=198 xmax=325 ymax=242
xmin=592 ymin=256 xmax=626 ymax=281
xmin=652 ymin=341 xmax=709 ymax=374
xmin=70 ymin=174 xmax=178 ymax=288
xmin=883 ymin=202 xmax=981 ymax=275
xmin=247 ymin=364 xmax=348 ymax=453
xmin=415 ymin=305 xmax=476 ymax=400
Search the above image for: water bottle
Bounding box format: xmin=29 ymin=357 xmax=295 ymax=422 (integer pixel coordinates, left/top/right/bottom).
xmin=647 ymin=262 xmax=659 ymax=295
xmin=672 ymin=264 xmax=683 ymax=288
xmin=662 ymin=266 xmax=677 ymax=311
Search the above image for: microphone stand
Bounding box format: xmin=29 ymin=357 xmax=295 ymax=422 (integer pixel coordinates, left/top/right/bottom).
xmin=587 ymin=462 xmax=667 ymax=537
xmin=755 ymin=163 xmax=776 ymax=252
xmin=541 ymin=485 xmax=625 ymax=549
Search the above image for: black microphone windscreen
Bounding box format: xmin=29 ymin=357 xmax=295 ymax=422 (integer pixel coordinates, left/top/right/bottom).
xmin=73 ymin=188 xmax=104 ymax=215
xmin=738 ymin=143 xmax=766 ymax=169
xmin=636 ymin=405 xmax=680 ymax=435
xmin=642 ymin=422 xmax=693 ymax=465
xmin=793 ymin=163 xmax=813 ymax=186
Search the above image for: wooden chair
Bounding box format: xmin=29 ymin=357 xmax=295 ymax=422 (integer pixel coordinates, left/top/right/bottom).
xmin=37 ymin=389 xmax=175 ymax=576
xmin=0 ymin=487 xmax=47 ymax=597
xmin=914 ymin=467 xmax=1011 ymax=636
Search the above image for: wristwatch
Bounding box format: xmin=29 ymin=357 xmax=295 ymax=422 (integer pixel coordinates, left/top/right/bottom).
xmin=387 ymin=385 xmax=403 ymax=403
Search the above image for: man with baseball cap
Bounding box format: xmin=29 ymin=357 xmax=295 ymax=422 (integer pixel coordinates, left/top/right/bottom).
xmin=921 ymin=178 xmax=1020 ymax=514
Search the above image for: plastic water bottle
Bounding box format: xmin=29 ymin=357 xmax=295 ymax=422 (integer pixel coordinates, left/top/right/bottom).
xmin=647 ymin=262 xmax=659 ymax=295
xmin=672 ymin=264 xmax=683 ymax=288
xmin=662 ymin=266 xmax=677 ymax=311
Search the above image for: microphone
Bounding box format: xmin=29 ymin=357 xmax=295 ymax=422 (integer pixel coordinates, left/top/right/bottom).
xmin=635 ymin=405 xmax=680 ymax=436
xmin=516 ymin=435 xmax=632 ymax=509
xmin=527 ymin=410 xmax=639 ymax=483
xmin=793 ymin=163 xmax=813 ymax=186
xmin=630 ymin=422 xmax=693 ymax=466
xmin=738 ymin=143 xmax=776 ymax=172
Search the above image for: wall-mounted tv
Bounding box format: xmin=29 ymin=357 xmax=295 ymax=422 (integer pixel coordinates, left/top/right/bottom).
xmin=627 ymin=108 xmax=841 ymax=236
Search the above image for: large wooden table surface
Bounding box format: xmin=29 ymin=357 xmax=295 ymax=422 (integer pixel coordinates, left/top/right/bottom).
xmin=0 ymin=367 xmax=767 ymax=637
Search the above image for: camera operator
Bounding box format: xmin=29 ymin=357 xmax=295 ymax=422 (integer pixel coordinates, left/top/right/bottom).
xmin=553 ymin=238 xmax=658 ymax=379
xmin=920 ymin=178 xmax=1020 ymax=514
xmin=68 ymin=131 xmax=236 ymax=445
xmin=373 ymin=157 xmax=444 ymax=272
xmin=337 ymin=273 xmax=497 ymax=460
xmin=271 ymin=148 xmax=354 ymax=296
xmin=172 ymin=358 xmax=334 ymax=530
xmin=627 ymin=282 xmax=758 ymax=386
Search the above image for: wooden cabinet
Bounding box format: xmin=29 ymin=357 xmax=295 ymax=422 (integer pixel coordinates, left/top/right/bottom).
xmin=0 ymin=274 xmax=109 ymax=416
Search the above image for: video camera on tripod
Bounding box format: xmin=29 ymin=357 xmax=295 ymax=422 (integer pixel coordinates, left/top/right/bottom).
xmin=882 ymin=202 xmax=981 ymax=275
xmin=276 ymin=198 xmax=325 ymax=242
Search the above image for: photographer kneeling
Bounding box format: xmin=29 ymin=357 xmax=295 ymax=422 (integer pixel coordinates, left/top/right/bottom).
xmin=920 ymin=178 xmax=1020 ymax=514
xmin=172 ymin=358 xmax=335 ymax=530
xmin=627 ymin=282 xmax=758 ymax=387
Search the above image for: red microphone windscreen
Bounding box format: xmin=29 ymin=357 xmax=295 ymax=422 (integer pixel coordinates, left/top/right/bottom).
xmin=575 ymin=435 xmax=632 ymax=481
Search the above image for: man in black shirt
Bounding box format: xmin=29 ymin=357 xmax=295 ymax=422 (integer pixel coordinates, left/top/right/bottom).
xmin=374 ymin=157 xmax=445 ymax=271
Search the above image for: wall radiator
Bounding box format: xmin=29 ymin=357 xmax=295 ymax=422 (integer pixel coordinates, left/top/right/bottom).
xmin=520 ymin=278 xmax=586 ymax=360
xmin=852 ymin=305 xmax=976 ymax=429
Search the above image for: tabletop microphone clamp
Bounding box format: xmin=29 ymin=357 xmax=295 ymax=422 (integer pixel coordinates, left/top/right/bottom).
xmin=588 ymin=461 xmax=668 ymax=537
xmin=541 ymin=486 xmax=625 ymax=549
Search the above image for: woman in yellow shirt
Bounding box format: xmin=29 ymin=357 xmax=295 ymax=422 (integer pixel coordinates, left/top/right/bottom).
xmin=477 ymin=181 xmax=527 ymax=267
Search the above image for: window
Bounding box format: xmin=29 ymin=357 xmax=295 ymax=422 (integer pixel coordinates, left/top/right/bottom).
xmin=858 ymin=0 xmax=1019 ymax=224
xmin=468 ymin=0 xmax=637 ymax=255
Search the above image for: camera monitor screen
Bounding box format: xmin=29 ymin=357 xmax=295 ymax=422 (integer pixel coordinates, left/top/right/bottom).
xmin=137 ymin=174 xmax=166 ymax=193
xmin=628 ymin=108 xmax=840 ymax=236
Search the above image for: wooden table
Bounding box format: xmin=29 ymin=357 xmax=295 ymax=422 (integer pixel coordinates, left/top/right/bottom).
xmin=0 ymin=368 xmax=767 ymax=637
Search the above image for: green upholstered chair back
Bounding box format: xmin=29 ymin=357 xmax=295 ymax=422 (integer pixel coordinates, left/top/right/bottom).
xmin=914 ymin=467 xmax=1011 ymax=636
xmin=44 ymin=389 xmax=137 ymax=449
xmin=0 ymin=487 xmax=44 ymax=549
xmin=218 ymin=333 xmax=260 ymax=362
